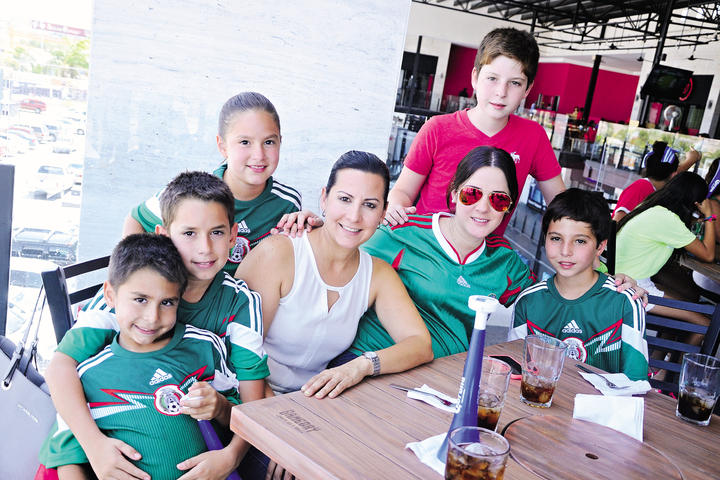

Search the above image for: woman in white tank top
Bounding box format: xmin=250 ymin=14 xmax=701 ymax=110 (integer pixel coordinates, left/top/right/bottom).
xmin=236 ymin=151 xmax=433 ymax=397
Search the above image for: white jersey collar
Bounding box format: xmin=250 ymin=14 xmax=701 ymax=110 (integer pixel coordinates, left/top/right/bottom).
xmin=431 ymin=212 xmax=486 ymax=265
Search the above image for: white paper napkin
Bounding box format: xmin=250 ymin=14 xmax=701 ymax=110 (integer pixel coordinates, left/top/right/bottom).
xmin=406 ymin=384 xmax=458 ymax=413
xmin=578 ymin=372 xmax=652 ymax=396
xmin=573 ymin=394 xmax=644 ymax=442
xmin=406 ymin=433 xmax=446 ymax=476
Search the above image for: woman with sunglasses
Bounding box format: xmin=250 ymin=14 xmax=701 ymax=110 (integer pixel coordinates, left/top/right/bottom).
xmin=345 ymin=146 xmax=536 ymax=359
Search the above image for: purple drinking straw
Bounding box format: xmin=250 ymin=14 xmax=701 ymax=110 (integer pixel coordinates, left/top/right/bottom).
xmin=437 ymin=295 xmax=500 ymax=461
xmin=198 ymin=419 xmax=243 ymax=480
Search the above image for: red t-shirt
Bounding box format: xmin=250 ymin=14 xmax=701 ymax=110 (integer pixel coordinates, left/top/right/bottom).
xmin=403 ymin=110 xmax=561 ymax=234
xmin=613 ymin=178 xmax=655 ymax=216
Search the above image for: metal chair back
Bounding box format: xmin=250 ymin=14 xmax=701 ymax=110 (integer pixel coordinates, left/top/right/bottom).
xmin=645 ymin=295 xmax=720 ymax=393
xmin=41 ymin=256 xmax=110 ymax=343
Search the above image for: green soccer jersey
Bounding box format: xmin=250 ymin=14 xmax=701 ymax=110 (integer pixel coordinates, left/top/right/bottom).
xmin=130 ymin=164 xmax=301 ymax=275
xmin=39 ymin=320 xmax=239 ymax=477
xmin=509 ymin=273 xmax=649 ymax=381
xmin=351 ymin=213 xmax=536 ymax=358
xmin=70 ymin=271 xmax=268 ymax=381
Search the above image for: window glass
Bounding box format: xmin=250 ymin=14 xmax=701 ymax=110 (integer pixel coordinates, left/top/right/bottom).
xmin=2 ymin=1 xmax=92 ymax=371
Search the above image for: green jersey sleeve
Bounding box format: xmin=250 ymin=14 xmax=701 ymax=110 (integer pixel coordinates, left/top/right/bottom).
xmin=619 ymin=292 xmax=649 ymax=381
xmin=223 ymin=278 xmax=270 ymax=381
xmin=129 ymin=189 xmax=163 ymax=232
xmin=57 ymin=310 xmax=119 ymax=363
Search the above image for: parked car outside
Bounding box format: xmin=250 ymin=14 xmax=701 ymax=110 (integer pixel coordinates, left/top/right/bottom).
xmin=33 ymin=163 xmax=74 ymax=199
xmin=7 ymin=126 xmax=38 ymax=148
xmin=13 ymin=123 xmax=49 ymax=143
xmin=19 ymin=98 xmax=47 ymax=113
xmin=52 ymin=138 xmax=76 ymax=154
xmin=11 ymin=227 xmax=78 ymax=265
xmin=67 ymin=162 xmax=83 ymax=184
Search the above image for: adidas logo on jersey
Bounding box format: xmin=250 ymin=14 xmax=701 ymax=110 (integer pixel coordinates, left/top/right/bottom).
xmin=561 ymin=320 xmax=582 ymax=334
xmin=149 ymin=368 xmax=172 ymax=385
xmin=237 ymin=220 xmax=250 ymax=234
xmin=457 ymin=276 xmax=470 ymax=288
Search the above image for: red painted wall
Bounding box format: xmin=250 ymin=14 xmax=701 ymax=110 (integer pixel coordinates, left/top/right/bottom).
xmin=442 ymin=44 xmax=476 ymax=99
xmin=526 ymin=63 xmax=639 ymax=123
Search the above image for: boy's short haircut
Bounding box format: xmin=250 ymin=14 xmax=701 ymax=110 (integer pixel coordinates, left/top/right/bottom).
xmin=541 ymin=188 xmax=610 ymax=246
xmin=108 ymin=233 xmax=188 ymax=293
xmin=645 ymin=141 xmax=679 ymax=181
xmin=474 ymin=27 xmax=540 ymax=86
xmin=159 ymin=171 xmax=234 ymax=228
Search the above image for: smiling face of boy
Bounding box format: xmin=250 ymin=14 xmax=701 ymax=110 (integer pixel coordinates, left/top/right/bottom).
xmin=104 ymin=267 xmax=181 ymax=353
xmin=544 ymin=217 xmax=606 ymax=284
xmin=158 ymin=198 xmax=238 ymax=287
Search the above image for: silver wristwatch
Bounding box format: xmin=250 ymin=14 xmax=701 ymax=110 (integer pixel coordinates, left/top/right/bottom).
xmin=362 ymin=351 xmax=381 ymax=377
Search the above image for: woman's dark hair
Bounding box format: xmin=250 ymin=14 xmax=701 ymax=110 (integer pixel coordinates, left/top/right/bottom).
xmin=445 ymin=146 xmax=519 ymax=212
xmin=644 ymin=141 xmax=679 ymax=181
xmin=218 ymin=92 xmax=280 ymax=138
xmin=617 ymin=171 xmax=708 ymax=233
xmin=325 ymin=151 xmax=390 ymax=207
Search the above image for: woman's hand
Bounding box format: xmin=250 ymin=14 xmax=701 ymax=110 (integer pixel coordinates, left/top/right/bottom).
xmin=300 ymin=357 xmax=371 ymax=399
xmin=613 ymin=273 xmax=649 ymax=306
xmin=181 ymin=382 xmax=227 ymax=421
xmin=383 ymin=204 xmax=416 ymax=226
xmin=271 ymin=210 xmax=323 ymax=237
xmin=697 ymin=199 xmax=714 ymax=218
xmin=177 ymin=448 xmax=239 ymax=480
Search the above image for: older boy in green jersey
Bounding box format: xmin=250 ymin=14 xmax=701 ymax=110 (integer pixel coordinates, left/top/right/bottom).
xmin=40 ymin=234 xmax=240 ymax=479
xmin=509 ymin=189 xmax=648 ymax=380
xmin=45 ymin=171 xmax=266 ymax=479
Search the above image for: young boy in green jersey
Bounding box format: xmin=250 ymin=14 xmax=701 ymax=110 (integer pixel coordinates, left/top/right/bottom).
xmin=44 ymin=171 xmax=267 ymax=479
xmin=509 ymin=188 xmax=649 ymax=381
xmin=39 ymin=233 xmax=240 ymax=479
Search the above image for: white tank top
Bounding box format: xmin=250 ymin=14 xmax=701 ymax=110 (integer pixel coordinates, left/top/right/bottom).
xmin=264 ymin=234 xmax=373 ymax=393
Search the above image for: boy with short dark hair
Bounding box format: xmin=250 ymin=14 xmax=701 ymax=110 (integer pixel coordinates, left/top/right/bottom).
xmin=45 ymin=171 xmax=266 ymax=479
xmin=509 ymin=188 xmax=649 ymax=380
xmin=39 ymin=233 xmax=240 ymax=479
xmin=384 ymin=27 xmax=565 ymax=234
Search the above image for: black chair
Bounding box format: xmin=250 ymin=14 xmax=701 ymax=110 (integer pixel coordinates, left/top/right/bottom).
xmin=603 ymin=220 xmax=617 ymax=275
xmin=645 ymin=295 xmax=720 ymax=393
xmin=41 ymin=256 xmax=110 ymax=343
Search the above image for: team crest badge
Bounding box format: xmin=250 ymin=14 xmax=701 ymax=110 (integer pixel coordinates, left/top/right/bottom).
xmin=229 ymin=236 xmax=251 ymax=264
xmin=153 ymin=384 xmax=185 ymax=416
xmin=563 ymin=337 xmax=587 ymax=362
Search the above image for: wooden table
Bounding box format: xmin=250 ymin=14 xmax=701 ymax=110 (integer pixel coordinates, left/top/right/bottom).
xmin=231 ymin=341 xmax=720 ymax=479
xmin=680 ymin=254 xmax=720 ymax=284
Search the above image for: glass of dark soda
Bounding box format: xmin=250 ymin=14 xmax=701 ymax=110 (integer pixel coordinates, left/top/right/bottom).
xmin=676 ymin=353 xmax=720 ymax=426
xmin=445 ymin=426 xmax=510 ymax=480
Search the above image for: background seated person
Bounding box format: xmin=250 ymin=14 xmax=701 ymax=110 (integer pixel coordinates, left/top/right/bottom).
xmin=616 ymin=172 xmax=714 ymax=348
xmin=613 ymin=141 xmax=700 ymax=222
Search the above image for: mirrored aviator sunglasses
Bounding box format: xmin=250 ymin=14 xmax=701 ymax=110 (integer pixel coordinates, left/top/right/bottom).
xmin=458 ymin=186 xmax=512 ymax=213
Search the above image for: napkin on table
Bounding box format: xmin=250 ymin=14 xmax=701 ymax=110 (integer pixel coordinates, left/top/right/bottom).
xmin=406 ymin=433 xmax=446 ymax=476
xmin=406 ymin=384 xmax=458 ymax=413
xmin=578 ymin=372 xmax=652 ymax=396
xmin=573 ymin=393 xmax=644 ymax=442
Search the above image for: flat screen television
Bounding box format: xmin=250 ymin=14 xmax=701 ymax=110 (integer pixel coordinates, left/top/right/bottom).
xmin=641 ymin=64 xmax=693 ymax=101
